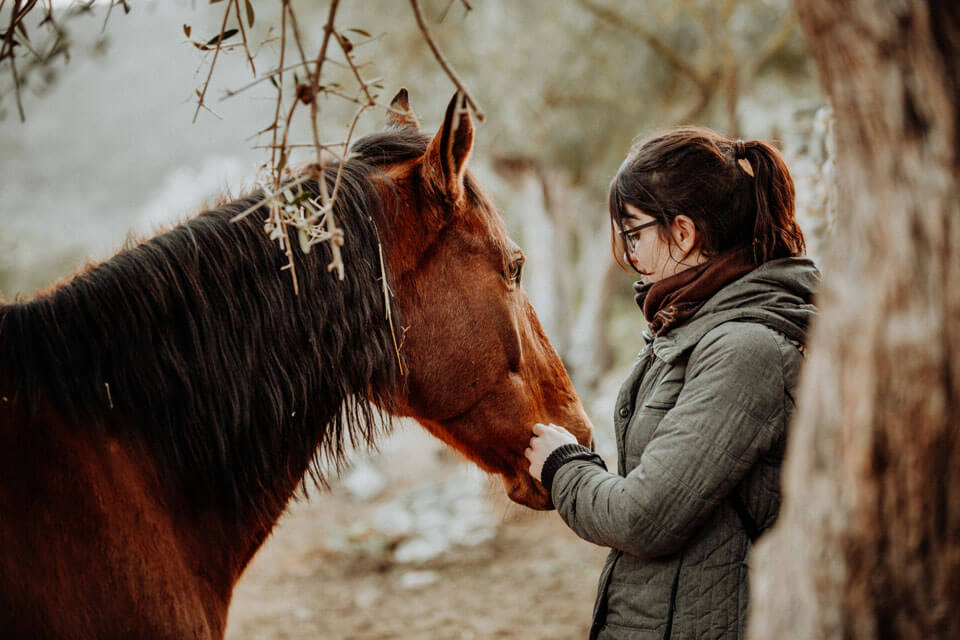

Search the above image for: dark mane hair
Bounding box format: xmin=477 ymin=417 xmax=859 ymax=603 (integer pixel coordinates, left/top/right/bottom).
xmin=0 ymin=131 xmax=429 ymax=525
xmin=609 ymin=126 xmax=806 ymax=270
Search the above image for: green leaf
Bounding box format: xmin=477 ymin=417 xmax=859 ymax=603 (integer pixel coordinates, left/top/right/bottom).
xmin=206 ymin=28 xmax=238 ymax=47
xmin=183 ymin=24 xmax=191 ymax=38
xmin=245 ymin=0 xmax=255 ymax=27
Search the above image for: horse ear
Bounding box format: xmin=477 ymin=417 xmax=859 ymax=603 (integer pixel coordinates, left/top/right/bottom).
xmin=423 ymin=91 xmax=474 ymax=202
xmin=387 ymin=88 xmax=420 ymax=130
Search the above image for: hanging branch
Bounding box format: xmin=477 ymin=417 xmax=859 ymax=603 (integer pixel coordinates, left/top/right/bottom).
xmin=191 ymin=0 xmax=237 ymax=123
xmin=1 ymin=0 xmax=38 ymax=122
xmin=408 ymin=0 xmax=484 ymax=121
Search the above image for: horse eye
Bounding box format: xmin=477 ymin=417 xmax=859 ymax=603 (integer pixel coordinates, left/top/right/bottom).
xmin=506 ymin=258 xmax=524 ymax=284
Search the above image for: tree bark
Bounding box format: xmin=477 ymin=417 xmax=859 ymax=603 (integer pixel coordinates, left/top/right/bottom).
xmin=749 ymin=2 xmax=960 ymax=638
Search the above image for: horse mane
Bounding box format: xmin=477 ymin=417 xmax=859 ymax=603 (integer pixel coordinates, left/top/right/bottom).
xmin=0 ymin=131 xmax=436 ymax=525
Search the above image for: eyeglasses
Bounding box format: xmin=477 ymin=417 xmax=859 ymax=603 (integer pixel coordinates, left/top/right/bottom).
xmin=618 ymin=219 xmax=659 ymax=252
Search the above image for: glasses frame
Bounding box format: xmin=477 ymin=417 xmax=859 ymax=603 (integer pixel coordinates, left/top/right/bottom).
xmin=618 ymin=219 xmax=659 ymax=253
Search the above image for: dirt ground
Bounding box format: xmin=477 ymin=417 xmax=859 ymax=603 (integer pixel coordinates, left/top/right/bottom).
xmin=225 ymin=425 xmax=609 ymax=640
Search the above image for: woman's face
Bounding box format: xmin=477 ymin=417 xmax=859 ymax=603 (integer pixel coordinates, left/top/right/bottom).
xmin=622 ymin=204 xmax=704 ymax=283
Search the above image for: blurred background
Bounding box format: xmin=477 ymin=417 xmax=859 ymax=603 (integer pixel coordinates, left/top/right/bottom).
xmin=0 ymin=1 xmax=834 ymax=637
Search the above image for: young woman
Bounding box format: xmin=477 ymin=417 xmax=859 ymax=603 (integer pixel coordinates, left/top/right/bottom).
xmin=525 ymin=127 xmax=819 ymax=640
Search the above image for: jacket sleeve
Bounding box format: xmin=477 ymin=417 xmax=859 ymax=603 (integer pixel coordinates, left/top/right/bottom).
xmin=551 ymin=322 xmax=786 ymax=558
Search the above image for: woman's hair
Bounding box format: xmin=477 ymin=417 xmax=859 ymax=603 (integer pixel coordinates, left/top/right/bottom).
xmin=609 ymin=126 xmax=805 ymax=270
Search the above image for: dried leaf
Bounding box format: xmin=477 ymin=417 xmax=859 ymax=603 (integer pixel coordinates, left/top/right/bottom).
xmin=347 ymin=28 xmax=371 ymax=38
xmin=183 ymin=24 xmax=191 ymax=38
xmin=245 ymin=0 xmax=255 ymax=27
xmin=206 ymin=28 xmax=238 ymax=47
xmin=298 ymin=227 xmax=312 ymax=254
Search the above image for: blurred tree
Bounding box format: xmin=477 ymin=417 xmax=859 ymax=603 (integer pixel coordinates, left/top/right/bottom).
xmin=749 ymin=1 xmax=960 ymax=638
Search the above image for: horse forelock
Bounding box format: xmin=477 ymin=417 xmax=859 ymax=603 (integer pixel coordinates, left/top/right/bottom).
xmin=0 ymin=157 xmax=403 ymax=528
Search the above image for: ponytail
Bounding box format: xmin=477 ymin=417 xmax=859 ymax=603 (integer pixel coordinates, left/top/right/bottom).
xmin=739 ymin=141 xmax=806 ymax=264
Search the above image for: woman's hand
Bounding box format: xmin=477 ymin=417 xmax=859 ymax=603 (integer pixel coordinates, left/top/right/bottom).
xmin=525 ymin=422 xmax=579 ymax=482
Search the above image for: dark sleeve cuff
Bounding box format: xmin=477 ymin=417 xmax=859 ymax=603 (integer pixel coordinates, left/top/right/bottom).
xmin=541 ymin=443 xmax=607 ymax=494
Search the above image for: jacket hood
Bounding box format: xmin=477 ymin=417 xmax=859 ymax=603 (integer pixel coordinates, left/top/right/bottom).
xmin=651 ymin=257 xmax=820 ymax=364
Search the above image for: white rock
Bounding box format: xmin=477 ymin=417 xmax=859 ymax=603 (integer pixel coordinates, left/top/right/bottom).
xmin=414 ymin=507 xmax=450 ymax=534
xmin=294 ymin=607 xmax=314 ymax=621
xmin=372 ymin=504 xmax=415 ymax=540
xmin=400 ymin=570 xmax=439 ymax=589
xmin=341 ymin=460 xmax=386 ymax=501
xmin=353 ymin=585 xmax=380 ymax=608
xmin=394 ymin=536 xmax=450 ymax=564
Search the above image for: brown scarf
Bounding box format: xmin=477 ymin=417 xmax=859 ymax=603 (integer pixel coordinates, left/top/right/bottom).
xmin=634 ymin=246 xmax=757 ymax=335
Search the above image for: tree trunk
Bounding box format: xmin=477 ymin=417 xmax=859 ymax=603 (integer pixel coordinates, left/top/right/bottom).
xmin=749 ymin=2 xmax=960 ymax=638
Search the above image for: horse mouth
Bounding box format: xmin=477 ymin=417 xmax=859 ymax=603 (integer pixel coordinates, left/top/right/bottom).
xmin=503 ymin=473 xmax=554 ymax=511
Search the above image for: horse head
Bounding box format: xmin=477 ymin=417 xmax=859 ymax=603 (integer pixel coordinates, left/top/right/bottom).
xmin=371 ymin=90 xmax=594 ymax=510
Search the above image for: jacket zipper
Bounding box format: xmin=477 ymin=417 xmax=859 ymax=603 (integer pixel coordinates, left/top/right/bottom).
xmin=663 ymin=551 xmax=684 ymax=640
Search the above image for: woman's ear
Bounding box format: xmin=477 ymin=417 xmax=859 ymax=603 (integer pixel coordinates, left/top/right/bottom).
xmin=671 ymin=215 xmax=699 ymax=255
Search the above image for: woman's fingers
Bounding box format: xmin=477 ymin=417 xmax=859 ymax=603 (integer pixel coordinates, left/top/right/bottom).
xmin=532 ymin=422 xmax=578 ymax=444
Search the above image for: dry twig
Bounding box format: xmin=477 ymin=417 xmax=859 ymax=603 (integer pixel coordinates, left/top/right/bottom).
xmin=191 ymin=0 xmax=234 ymax=123
xmin=408 ymin=0 xmax=484 ymax=121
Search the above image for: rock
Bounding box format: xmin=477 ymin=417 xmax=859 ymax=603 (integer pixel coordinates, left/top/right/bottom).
xmin=400 ymin=570 xmax=439 ymax=589
xmin=353 ymin=585 xmax=380 ymax=608
xmin=394 ymin=537 xmax=450 ymax=564
xmin=372 ymin=503 xmax=415 ymax=540
xmin=341 ymin=460 xmax=386 ymax=501
xmin=293 ymin=607 xmax=314 ymax=621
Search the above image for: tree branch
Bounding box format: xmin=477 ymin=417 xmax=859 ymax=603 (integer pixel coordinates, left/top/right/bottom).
xmin=308 ymin=0 xmax=341 ymax=164
xmin=744 ymin=9 xmax=798 ymax=86
xmin=575 ymin=0 xmax=709 ymax=93
xmin=191 ymin=0 xmax=233 ymax=123
xmin=408 ymin=0 xmax=484 ymax=121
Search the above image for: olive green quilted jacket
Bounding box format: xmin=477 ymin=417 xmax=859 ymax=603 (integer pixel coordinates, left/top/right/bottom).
xmin=550 ymin=257 xmax=819 ymax=640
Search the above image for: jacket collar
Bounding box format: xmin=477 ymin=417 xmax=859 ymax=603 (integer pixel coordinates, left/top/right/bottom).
xmin=649 ymin=257 xmax=820 ymax=365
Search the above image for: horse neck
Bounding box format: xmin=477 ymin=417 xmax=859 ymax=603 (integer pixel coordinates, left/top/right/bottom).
xmin=0 ymin=194 xmax=399 ymax=576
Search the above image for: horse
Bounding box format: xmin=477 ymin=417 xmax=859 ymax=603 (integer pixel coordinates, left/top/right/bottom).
xmin=0 ymin=90 xmax=594 ymax=639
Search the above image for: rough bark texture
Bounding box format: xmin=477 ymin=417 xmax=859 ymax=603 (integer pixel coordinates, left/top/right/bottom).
xmin=748 ymin=2 xmax=960 ymax=638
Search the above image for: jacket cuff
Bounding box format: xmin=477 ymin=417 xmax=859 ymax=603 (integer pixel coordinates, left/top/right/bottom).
xmin=541 ymin=443 xmax=607 ymax=494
